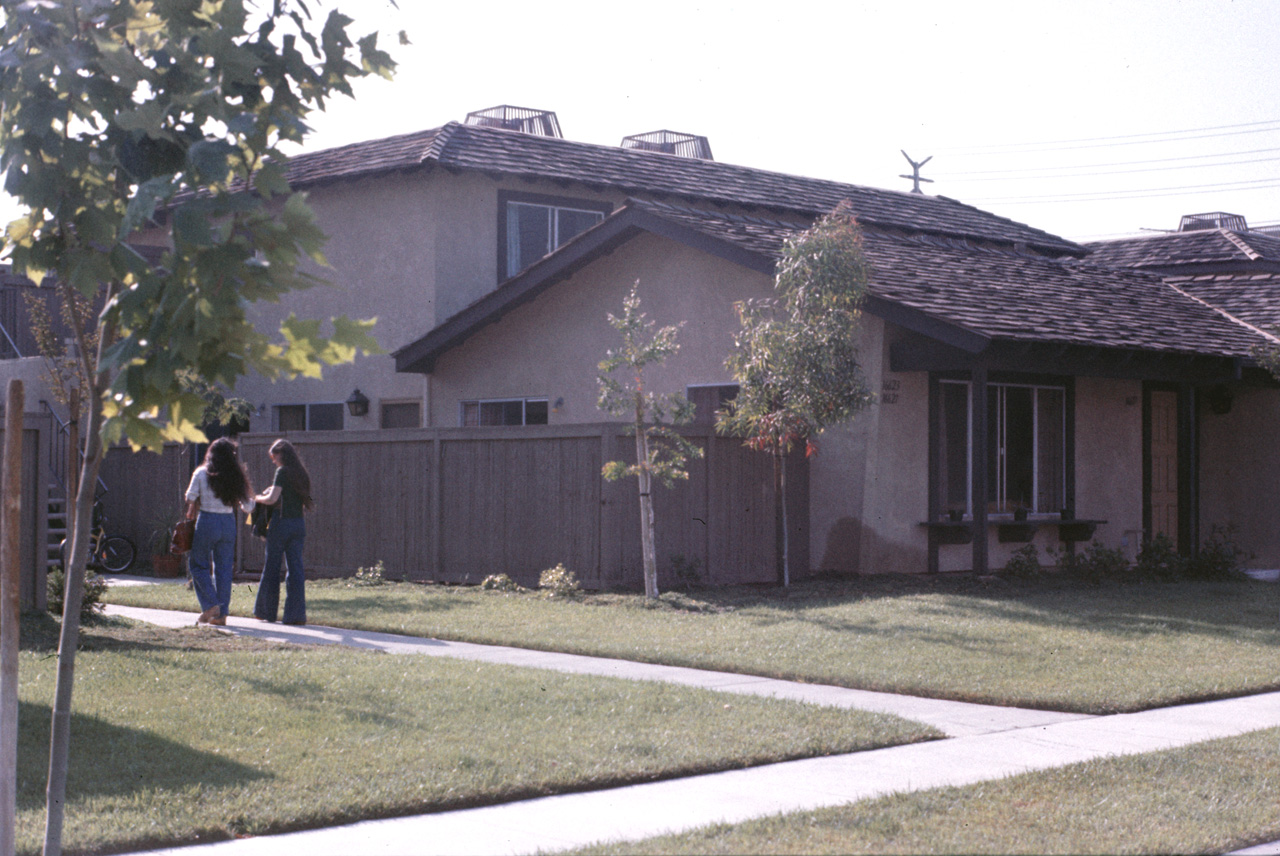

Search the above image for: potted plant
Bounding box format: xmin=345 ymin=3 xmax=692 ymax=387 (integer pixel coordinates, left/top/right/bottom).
xmin=149 ymin=509 xmax=187 ymax=578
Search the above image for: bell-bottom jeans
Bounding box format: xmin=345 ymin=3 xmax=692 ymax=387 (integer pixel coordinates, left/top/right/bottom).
xmin=189 ymin=511 xmax=236 ymax=618
xmin=254 ymin=516 xmax=306 ymax=624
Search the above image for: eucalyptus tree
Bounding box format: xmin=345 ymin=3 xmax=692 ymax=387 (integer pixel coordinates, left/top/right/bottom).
xmin=0 ymin=2 xmax=395 ymax=851
xmin=718 ymin=202 xmax=874 ymax=586
xmin=598 ymin=282 xmax=703 ymax=598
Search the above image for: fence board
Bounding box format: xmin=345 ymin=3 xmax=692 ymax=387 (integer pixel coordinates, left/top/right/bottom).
xmin=104 ymin=424 xmax=803 ymax=589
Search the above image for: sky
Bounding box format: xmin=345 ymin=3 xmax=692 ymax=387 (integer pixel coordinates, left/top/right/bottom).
xmin=2 ymin=0 xmax=1279 ymax=243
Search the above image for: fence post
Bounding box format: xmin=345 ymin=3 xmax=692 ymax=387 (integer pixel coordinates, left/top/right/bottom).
xmin=430 ymin=433 xmax=442 ymax=579
xmin=0 ymin=379 xmax=25 ymax=856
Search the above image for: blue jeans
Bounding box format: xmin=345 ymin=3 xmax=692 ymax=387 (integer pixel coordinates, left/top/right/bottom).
xmin=255 ymin=516 xmax=306 ymax=624
xmin=189 ymin=512 xmax=236 ymax=617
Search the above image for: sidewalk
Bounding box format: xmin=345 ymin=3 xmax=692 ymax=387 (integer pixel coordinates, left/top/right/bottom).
xmin=105 ymin=604 xmax=1280 ymax=856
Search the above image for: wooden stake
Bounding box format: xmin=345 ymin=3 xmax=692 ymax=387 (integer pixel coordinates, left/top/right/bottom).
xmin=0 ymin=379 xmax=26 ymax=856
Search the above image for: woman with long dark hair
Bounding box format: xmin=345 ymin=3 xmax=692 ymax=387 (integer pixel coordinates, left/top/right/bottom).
xmin=184 ymin=437 xmax=255 ymax=625
xmin=253 ymin=438 xmax=313 ymax=625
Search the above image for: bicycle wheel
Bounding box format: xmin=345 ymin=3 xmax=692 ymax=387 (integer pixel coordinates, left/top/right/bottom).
xmin=97 ymin=536 xmax=136 ymax=573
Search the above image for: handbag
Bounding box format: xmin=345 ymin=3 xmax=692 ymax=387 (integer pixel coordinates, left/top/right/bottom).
xmin=249 ymin=504 xmax=272 ymax=539
xmin=171 ymin=500 xmax=198 ymax=554
xmin=170 ymin=519 xmax=195 ymax=554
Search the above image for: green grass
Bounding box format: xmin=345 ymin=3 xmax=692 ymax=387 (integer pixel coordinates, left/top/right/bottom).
xmin=571 ymin=727 xmax=1280 ymax=855
xmin=14 ymin=614 xmax=934 ymax=856
xmin=106 ymin=575 xmax=1280 ymax=713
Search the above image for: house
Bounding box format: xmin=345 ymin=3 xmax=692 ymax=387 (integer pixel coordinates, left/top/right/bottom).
xmin=1085 ymin=212 xmax=1280 ymax=572
xmin=16 ymin=108 xmax=1280 ymax=579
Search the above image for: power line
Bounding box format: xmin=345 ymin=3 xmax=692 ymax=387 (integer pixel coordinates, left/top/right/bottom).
xmin=932 ymin=146 xmax=1280 ymax=179
xmin=967 ymin=177 xmax=1280 ymax=205
xmin=941 ymin=120 xmax=1280 ymax=155
xmin=937 ymin=155 xmax=1280 ymax=182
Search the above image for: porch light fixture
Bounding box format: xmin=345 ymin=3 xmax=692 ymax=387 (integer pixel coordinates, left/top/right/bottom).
xmin=346 ymin=389 xmax=370 ymax=417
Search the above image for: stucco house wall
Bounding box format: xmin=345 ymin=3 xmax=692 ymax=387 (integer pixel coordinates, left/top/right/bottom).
xmin=1199 ymin=384 xmax=1280 ymax=569
xmin=429 ymin=232 xmax=772 ymax=427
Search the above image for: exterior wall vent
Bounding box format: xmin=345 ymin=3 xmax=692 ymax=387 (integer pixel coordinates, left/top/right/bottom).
xmin=621 ymin=130 xmax=714 ymax=160
xmin=464 ymin=106 xmax=562 ymax=138
xmin=1178 ymin=212 xmax=1248 ymax=232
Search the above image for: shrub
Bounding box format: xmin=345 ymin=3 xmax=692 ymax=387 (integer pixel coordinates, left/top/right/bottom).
xmin=670 ymin=553 xmax=703 ymax=590
xmin=1001 ymin=544 xmax=1041 ymax=579
xmin=1059 ymin=541 xmax=1130 ymax=584
xmin=348 ymin=561 xmax=386 ymax=587
xmin=48 ymin=568 xmax=107 ymax=622
xmin=1136 ymin=534 xmax=1186 ymax=581
xmin=480 ymin=573 xmax=523 ymax=592
xmin=538 ymin=563 xmax=581 ymax=598
xmin=1187 ymin=524 xmax=1251 ymax=580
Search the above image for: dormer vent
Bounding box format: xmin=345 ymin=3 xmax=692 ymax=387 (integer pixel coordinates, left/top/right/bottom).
xmin=621 ymin=130 xmax=714 ymax=160
xmin=1178 ymin=212 xmax=1248 ymax=232
xmin=465 ymin=106 xmax=562 ymax=138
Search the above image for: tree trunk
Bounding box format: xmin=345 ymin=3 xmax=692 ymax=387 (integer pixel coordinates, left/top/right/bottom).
xmin=43 ymin=332 xmax=109 ymax=856
xmin=636 ymin=427 xmax=659 ymax=599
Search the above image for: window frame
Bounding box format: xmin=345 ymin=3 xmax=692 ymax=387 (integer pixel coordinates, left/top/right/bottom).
xmin=380 ymin=399 xmax=422 ymax=430
xmin=685 ymin=383 xmax=740 ymax=426
xmin=459 ymin=397 xmax=550 ymax=427
xmin=273 ymin=402 xmax=345 ymax=432
xmin=497 ymin=190 xmax=611 ymax=281
xmin=934 ymin=375 xmax=1072 ymax=518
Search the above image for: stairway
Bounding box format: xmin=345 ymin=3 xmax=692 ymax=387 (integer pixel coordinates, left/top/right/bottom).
xmin=47 ymin=490 xmax=67 ymax=572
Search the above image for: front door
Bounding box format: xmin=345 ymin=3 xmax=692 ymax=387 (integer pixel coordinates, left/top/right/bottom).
xmin=1148 ymin=389 xmax=1179 ymax=545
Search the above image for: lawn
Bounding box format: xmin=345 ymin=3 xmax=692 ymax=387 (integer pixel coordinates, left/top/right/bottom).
xmin=105 ymin=574 xmax=1280 ymax=714
xmin=13 ymin=614 xmax=934 ymax=856
xmin=572 ymin=727 xmax=1280 ymax=855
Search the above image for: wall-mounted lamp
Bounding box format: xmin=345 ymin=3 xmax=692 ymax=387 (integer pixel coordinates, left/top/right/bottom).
xmin=346 ymin=388 xmax=370 ymax=417
xmin=552 ymin=397 xmax=565 ymax=413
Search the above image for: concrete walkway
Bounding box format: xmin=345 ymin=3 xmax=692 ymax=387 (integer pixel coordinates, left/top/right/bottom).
xmin=103 ymin=603 xmax=1280 ymax=856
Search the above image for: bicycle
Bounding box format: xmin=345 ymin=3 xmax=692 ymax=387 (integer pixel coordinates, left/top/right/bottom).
xmin=59 ymin=504 xmax=137 ymax=573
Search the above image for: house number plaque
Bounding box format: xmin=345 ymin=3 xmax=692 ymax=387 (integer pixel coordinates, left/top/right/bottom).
xmin=881 ymin=379 xmax=900 ymax=404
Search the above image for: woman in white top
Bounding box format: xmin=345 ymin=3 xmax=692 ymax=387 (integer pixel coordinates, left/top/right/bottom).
xmin=184 ymin=438 xmax=255 ymax=625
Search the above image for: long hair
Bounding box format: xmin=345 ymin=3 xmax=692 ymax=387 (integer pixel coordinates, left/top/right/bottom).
xmin=270 ymin=438 xmax=314 ymax=510
xmin=204 ymin=437 xmax=251 ymax=506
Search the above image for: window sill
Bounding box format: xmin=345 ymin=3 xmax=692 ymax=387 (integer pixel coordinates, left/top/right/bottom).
xmin=921 ymin=518 xmax=1106 ymax=545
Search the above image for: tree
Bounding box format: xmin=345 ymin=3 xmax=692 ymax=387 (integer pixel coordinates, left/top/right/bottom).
xmin=717 ymin=202 xmax=874 ymax=586
xmin=0 ymin=3 xmax=395 ymax=852
xmin=598 ymin=282 xmax=703 ymax=599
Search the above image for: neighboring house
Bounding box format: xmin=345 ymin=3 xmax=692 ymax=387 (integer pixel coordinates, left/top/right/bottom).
xmin=1086 ymin=212 xmax=1280 ymax=571
xmin=11 ymin=110 xmax=1280 ymax=577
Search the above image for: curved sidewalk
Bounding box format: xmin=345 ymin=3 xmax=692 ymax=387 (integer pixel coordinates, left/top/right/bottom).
xmin=106 ymin=605 xmax=1280 ymax=856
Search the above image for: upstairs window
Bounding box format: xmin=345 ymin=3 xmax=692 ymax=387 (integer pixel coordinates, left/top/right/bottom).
xmin=275 ymin=402 xmax=344 ymax=432
xmin=461 ymin=398 xmax=549 ymax=427
xmin=686 ymin=384 xmax=740 ymax=426
xmin=938 ymin=380 xmax=1066 ymax=516
xmin=500 ymin=192 xmax=609 ymax=279
xmin=380 ymin=401 xmax=421 ymax=429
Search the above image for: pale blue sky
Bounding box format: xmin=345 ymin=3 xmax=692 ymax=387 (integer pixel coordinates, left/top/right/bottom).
xmin=3 ymin=0 xmax=1278 ymax=243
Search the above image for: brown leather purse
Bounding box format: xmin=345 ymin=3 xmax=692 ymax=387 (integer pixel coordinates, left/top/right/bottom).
xmin=171 ymin=501 xmax=198 ymax=554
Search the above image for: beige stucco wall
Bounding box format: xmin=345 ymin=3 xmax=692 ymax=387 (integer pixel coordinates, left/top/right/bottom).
xmin=810 ymin=320 xmax=929 ymax=575
xmin=1199 ymin=383 xmax=1280 ymax=569
xmin=220 ymin=170 xmax=626 ymax=430
xmin=430 ymin=233 xmax=771 ymax=426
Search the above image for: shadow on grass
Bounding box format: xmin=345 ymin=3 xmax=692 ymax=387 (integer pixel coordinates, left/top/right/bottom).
xmin=659 ymin=576 xmax=1280 ymax=645
xmin=17 ymin=700 xmax=267 ymax=811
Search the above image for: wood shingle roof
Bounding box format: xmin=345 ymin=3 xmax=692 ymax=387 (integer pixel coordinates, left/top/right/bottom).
xmin=283 ymin=122 xmax=1084 ymax=256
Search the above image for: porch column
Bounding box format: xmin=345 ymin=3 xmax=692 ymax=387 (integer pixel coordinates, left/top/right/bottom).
xmin=970 ymin=366 xmax=989 ymax=575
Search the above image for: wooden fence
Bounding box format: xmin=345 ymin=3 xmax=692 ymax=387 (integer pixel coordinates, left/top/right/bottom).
xmin=103 ymin=424 xmax=807 ymax=589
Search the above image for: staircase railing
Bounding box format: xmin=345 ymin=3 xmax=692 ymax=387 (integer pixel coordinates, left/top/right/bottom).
xmin=40 ymin=399 xmax=107 ymax=504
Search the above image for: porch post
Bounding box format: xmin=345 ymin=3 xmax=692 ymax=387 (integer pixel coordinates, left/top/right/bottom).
xmin=970 ymin=366 xmax=989 ymax=575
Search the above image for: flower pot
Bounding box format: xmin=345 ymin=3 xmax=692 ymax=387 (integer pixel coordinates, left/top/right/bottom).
xmin=152 ymin=554 xmax=185 ymax=578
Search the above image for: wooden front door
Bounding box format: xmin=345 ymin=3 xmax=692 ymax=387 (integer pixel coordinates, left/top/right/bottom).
xmin=1149 ymin=389 xmax=1179 ymax=544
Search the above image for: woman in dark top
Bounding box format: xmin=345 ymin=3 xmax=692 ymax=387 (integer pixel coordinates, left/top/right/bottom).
xmin=253 ymin=439 xmax=313 ymax=625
